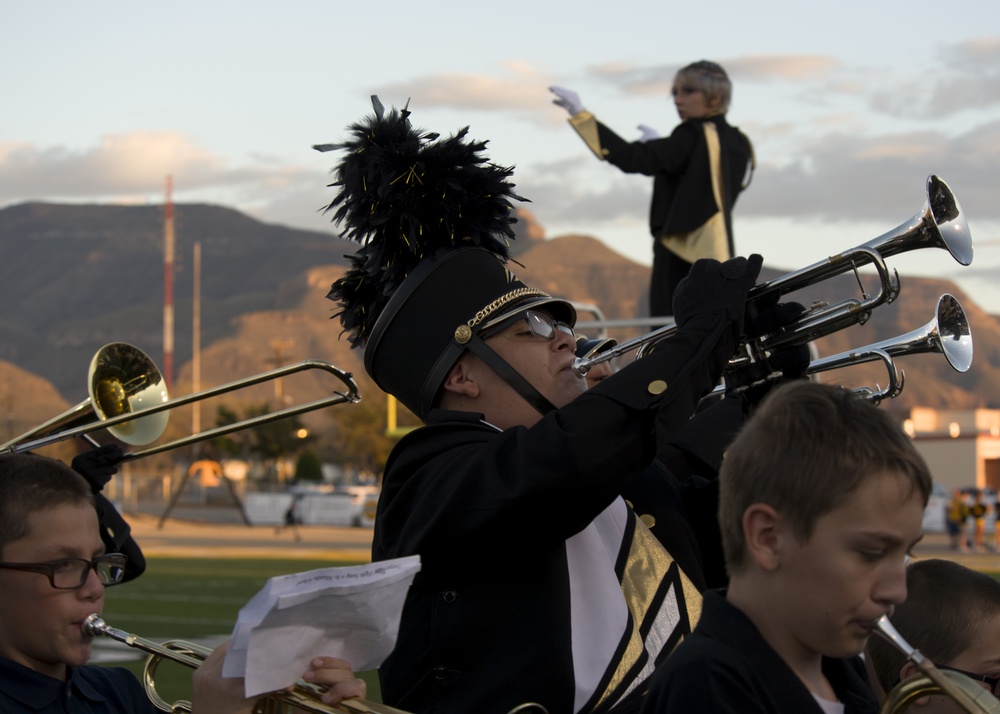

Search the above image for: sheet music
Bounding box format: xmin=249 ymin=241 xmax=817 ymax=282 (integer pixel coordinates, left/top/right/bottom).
xmin=222 ymin=555 xmax=421 ymax=697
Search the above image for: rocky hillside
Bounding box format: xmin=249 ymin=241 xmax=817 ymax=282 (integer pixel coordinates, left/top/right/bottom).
xmin=0 ymin=200 xmax=995 ymax=443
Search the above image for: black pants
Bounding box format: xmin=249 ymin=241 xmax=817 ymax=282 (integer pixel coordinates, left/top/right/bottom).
xmin=650 ymin=241 xmax=693 ymax=318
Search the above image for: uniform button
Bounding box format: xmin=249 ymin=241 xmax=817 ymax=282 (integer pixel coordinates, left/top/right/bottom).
xmin=640 ymin=513 xmax=656 ymax=529
xmin=441 ymin=589 xmax=457 ymax=603
xmin=433 ymin=666 xmax=450 ymax=680
xmin=648 ymin=380 xmax=668 ymax=395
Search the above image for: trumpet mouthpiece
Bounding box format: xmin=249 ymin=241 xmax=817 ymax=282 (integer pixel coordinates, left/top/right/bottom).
xmin=81 ymin=613 xmax=106 ymax=637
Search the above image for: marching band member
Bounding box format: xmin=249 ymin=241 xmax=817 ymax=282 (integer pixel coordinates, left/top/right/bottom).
xmin=640 ymin=381 xmax=930 ymax=713
xmin=866 ymin=558 xmax=1000 ymax=713
xmin=317 ymin=96 xmax=798 ymax=714
xmin=550 ymin=60 xmax=754 ymax=318
xmin=0 ymin=451 xmax=366 ymax=714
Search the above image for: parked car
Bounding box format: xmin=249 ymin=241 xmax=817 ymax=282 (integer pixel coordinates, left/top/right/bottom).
xmin=922 ymin=483 xmax=948 ymax=534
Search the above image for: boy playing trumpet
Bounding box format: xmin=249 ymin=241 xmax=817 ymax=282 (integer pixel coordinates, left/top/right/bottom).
xmin=0 ymin=451 xmax=365 ymax=713
xmin=640 ymin=380 xmax=931 ymax=713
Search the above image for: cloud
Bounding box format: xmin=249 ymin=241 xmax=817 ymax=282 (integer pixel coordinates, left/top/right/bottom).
xmin=373 ymin=62 xmax=550 ymax=112
xmin=844 ymin=37 xmax=1000 ymax=119
xmin=743 ymin=119 xmax=1000 ymax=221
xmin=521 ymin=117 xmax=1000 ymax=237
xmin=727 ymin=55 xmax=843 ymax=82
xmin=583 ymin=55 xmax=841 ymax=97
xmin=0 ymin=132 xmax=270 ymax=202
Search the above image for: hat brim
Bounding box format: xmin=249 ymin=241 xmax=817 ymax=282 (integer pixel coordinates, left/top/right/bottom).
xmin=480 ymin=296 xmax=577 ymax=338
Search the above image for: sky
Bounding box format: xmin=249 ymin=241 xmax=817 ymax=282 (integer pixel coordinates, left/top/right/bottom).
xmin=4 ymin=1 xmax=1000 ymax=319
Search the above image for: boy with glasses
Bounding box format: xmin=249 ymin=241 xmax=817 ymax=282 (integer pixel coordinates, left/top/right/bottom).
xmin=0 ymin=451 xmax=367 ymax=713
xmin=865 ymin=558 xmax=1000 ymax=712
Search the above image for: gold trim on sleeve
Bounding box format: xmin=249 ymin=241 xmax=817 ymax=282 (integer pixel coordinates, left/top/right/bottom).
xmin=568 ymin=111 xmax=605 ymax=160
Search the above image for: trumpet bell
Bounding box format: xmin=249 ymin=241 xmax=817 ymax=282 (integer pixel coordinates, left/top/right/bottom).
xmin=88 ymin=343 xmax=169 ymax=445
xmin=935 ymin=293 xmax=973 ymax=373
xmin=869 ymin=175 xmax=973 ymax=268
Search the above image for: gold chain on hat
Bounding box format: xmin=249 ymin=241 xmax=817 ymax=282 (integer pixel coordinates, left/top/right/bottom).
xmin=454 ymin=287 xmax=552 ymax=344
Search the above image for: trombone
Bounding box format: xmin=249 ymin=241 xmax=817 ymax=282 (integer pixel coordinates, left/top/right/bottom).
xmin=81 ymin=614 xmax=408 ymax=714
xmin=573 ymin=174 xmax=971 ymax=377
xmin=874 ymin=615 xmax=1000 ymax=713
xmin=0 ymin=342 xmax=361 ymax=460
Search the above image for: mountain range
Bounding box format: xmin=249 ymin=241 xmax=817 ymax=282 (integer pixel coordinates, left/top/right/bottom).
xmin=0 ymin=200 xmax=996 ymax=446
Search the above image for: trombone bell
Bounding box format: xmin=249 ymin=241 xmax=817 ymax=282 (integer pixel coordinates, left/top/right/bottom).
xmin=88 ymin=343 xmax=169 ymax=445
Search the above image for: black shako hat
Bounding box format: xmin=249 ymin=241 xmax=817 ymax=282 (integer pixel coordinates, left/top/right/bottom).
xmin=316 ymin=97 xmax=575 ymax=421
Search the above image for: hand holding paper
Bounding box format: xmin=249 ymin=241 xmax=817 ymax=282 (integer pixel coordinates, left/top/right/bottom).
xmin=223 ymin=556 xmax=421 ymax=698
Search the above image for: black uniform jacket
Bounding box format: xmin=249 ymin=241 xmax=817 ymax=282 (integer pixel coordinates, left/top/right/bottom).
xmin=640 ymin=590 xmax=879 ymax=714
xmin=597 ymin=115 xmax=752 ymax=253
xmin=372 ymin=311 xmax=739 ymax=714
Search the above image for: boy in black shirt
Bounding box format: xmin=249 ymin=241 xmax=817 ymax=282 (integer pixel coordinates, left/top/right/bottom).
xmin=641 ymin=381 xmax=931 ymax=713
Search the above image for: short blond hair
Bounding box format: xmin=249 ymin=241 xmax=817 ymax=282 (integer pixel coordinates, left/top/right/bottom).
xmin=674 ymin=60 xmax=732 ymax=114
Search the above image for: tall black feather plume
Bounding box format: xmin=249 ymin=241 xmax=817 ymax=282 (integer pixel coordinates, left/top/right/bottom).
xmin=315 ymin=96 xmax=527 ymax=347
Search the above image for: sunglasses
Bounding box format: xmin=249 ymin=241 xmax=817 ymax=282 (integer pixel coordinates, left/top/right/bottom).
xmin=0 ymin=553 xmax=128 ymax=589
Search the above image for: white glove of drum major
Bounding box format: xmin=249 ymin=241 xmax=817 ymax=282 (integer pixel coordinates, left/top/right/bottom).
xmin=549 ymin=86 xmax=586 ymax=116
xmin=636 ymin=124 xmax=660 ymax=142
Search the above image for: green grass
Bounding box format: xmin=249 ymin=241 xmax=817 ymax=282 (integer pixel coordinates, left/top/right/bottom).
xmin=96 ymin=556 xmax=382 ymax=706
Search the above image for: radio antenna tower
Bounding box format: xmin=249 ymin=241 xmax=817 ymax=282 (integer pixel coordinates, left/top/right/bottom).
xmin=163 ymin=175 xmax=175 ymax=389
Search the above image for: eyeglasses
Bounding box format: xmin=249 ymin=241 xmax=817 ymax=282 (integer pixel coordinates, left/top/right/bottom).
xmin=935 ymin=664 xmax=1000 ymax=696
xmin=523 ymin=311 xmax=575 ymax=341
xmin=0 ymin=553 xmax=128 ymax=589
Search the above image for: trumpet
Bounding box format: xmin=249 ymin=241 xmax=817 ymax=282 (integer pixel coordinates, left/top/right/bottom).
xmin=698 ymin=292 xmax=973 ymax=404
xmin=83 ymin=615 xmax=550 ymax=714
xmin=874 ymin=615 xmax=1000 ymax=713
xmin=573 ymin=174 xmax=971 ymax=377
xmin=806 ymin=293 xmax=972 ymax=403
xmin=82 ymin=614 xmax=407 ymax=714
xmin=0 ymin=342 xmax=361 ymax=460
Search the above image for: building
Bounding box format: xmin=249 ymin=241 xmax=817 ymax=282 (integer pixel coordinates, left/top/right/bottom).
xmin=905 ymin=407 xmax=1000 ymax=492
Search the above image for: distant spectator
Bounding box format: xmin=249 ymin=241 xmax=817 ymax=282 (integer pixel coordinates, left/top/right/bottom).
xmin=946 ymin=488 xmax=969 ymax=552
xmin=276 ymin=495 xmax=302 ymax=542
xmin=970 ymin=490 xmax=988 ymax=552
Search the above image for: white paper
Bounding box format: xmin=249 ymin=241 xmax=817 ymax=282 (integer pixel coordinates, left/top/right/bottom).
xmin=222 ymin=555 xmax=420 ymax=697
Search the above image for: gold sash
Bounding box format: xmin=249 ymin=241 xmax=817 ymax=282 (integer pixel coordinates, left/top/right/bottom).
xmin=660 ymin=122 xmax=730 ymax=263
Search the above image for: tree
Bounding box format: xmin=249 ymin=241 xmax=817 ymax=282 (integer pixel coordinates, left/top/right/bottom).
xmin=295 ymin=450 xmax=324 ymax=482
xmin=324 ymin=391 xmax=400 ymax=475
xmin=210 ymin=402 xmax=315 ymax=479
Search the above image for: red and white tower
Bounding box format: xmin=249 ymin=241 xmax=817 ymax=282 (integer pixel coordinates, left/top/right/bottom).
xmin=163 ymin=175 xmax=175 ymax=389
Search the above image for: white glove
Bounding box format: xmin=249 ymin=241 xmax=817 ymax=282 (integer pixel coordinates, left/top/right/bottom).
xmin=549 ymin=86 xmax=585 ymax=116
xmin=636 ymin=124 xmax=660 ymax=142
